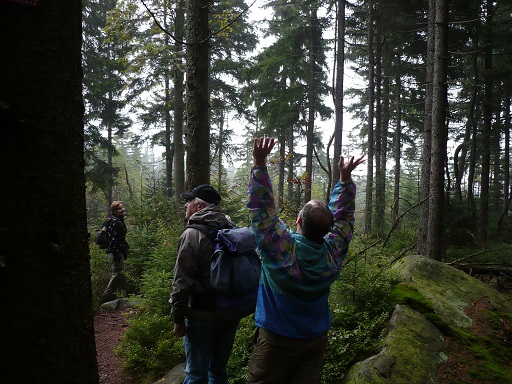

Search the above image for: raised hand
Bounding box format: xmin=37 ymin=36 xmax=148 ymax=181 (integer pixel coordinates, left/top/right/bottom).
xmin=253 ymin=137 xmax=276 ymax=167
xmin=339 ymin=154 xmax=365 ymax=182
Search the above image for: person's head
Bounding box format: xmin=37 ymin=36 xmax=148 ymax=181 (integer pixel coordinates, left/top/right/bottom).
xmin=180 ymin=184 xmax=221 ymax=220
xmin=110 ymin=200 xmax=126 ymax=217
xmin=296 ymin=200 xmax=333 ymax=243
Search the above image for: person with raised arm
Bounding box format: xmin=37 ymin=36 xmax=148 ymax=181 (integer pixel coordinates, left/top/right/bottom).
xmin=247 ymin=137 xmax=365 ymax=384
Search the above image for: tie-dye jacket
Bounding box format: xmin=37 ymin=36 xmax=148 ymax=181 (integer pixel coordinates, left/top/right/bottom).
xmin=247 ymin=166 xmax=356 ymax=338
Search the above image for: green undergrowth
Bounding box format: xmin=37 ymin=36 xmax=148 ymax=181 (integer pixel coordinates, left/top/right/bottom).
xmin=106 ymin=230 xmax=400 ymax=384
xmin=102 ymin=223 xmax=512 ymax=384
xmin=446 ymin=308 xmax=512 ymax=383
xmin=116 ymin=313 xmax=184 ymax=382
xmin=321 ymin=260 xmax=397 ymax=383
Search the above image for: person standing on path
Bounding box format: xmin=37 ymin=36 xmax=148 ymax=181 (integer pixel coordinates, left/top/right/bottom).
xmin=101 ymin=200 xmax=129 ymax=303
xmin=170 ymin=184 xmax=240 ymax=384
xmin=247 ymin=137 xmax=365 ymax=384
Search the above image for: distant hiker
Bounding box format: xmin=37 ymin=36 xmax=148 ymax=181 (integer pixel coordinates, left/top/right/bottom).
xmin=247 ymin=137 xmax=365 ymax=384
xmin=101 ymin=200 xmax=129 ymax=303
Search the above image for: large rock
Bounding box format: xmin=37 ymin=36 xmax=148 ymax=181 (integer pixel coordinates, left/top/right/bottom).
xmin=342 ymin=304 xmax=446 ymax=384
xmin=391 ymin=255 xmax=511 ymax=327
xmin=342 ymin=255 xmax=511 ymax=384
xmin=153 ymin=362 xmax=186 ymax=384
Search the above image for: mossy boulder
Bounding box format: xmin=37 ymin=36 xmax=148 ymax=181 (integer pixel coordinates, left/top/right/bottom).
xmin=342 ymin=304 xmax=446 ymax=384
xmin=391 ymin=255 xmax=511 ymax=328
xmin=342 ymin=255 xmax=512 ymax=384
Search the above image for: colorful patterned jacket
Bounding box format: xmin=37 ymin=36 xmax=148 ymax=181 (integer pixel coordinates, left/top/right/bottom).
xmin=247 ymin=166 xmax=356 ymax=338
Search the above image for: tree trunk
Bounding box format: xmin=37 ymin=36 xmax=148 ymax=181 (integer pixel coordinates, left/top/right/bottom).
xmin=165 ymin=75 xmax=173 ymax=198
xmin=365 ymin=0 xmax=375 ymax=234
xmin=163 ymin=7 xmax=173 ymax=199
xmin=305 ymin=1 xmax=319 ymax=203
xmin=185 ymin=0 xmax=211 ymax=190
xmin=505 ymin=88 xmax=511 ymax=209
xmin=374 ymin=4 xmax=383 ymax=234
xmin=496 ymin=87 xmax=511 ymax=238
xmin=478 ymin=0 xmax=493 ymax=243
xmin=217 ymin=112 xmax=224 ymax=192
xmin=426 ymin=0 xmax=448 ymax=260
xmin=467 ymin=47 xmax=479 ymax=220
xmin=417 ymin=0 xmax=435 ymax=256
xmin=393 ymin=58 xmax=402 ymax=223
xmin=491 ymin=105 xmax=502 ymax=213
xmin=107 ymin=93 xmax=114 ymax=210
xmin=0 ymin=1 xmax=98 ymax=382
xmin=173 ymin=0 xmax=185 ymax=215
xmin=381 ymin=74 xmax=390 ymax=221
xmin=278 ymin=131 xmax=286 ymax=211
xmin=332 ymin=0 xmax=346 ymax=187
xmin=287 ymin=130 xmax=295 ymax=206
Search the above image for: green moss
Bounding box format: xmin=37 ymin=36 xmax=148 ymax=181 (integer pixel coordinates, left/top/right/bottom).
xmin=389 ymin=283 xmax=434 ymax=313
xmin=423 ymin=313 xmax=452 ymax=335
xmin=447 ymin=310 xmax=512 ymax=383
xmin=467 ymin=355 xmax=512 ymax=382
xmin=449 ymin=327 xmax=478 ymax=343
xmin=487 ymin=308 xmax=512 ymax=331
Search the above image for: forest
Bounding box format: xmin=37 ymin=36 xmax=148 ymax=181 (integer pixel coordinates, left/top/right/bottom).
xmin=1 ymin=0 xmax=512 ymax=383
xmin=82 ymin=0 xmax=512 ymax=257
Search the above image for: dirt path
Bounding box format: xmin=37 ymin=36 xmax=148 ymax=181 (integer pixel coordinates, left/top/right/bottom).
xmin=94 ymin=310 xmax=137 ymax=384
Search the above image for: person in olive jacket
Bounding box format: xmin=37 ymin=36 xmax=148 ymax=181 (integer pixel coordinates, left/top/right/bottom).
xmin=170 ymin=184 xmax=239 ymax=384
xmin=101 ymin=200 xmax=129 ymax=303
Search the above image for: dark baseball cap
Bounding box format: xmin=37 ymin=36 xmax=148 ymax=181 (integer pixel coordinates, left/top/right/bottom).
xmin=180 ymin=184 xmax=221 ymax=204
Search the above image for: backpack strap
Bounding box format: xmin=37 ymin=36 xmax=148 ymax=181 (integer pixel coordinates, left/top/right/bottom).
xmin=186 ymin=223 xmax=218 ymax=243
xmin=102 ymin=217 xmax=112 ymax=230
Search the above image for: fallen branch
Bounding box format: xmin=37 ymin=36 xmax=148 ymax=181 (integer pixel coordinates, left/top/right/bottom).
xmin=451 ymin=263 xmax=512 ymax=277
xmin=447 ymin=248 xmax=496 ymax=265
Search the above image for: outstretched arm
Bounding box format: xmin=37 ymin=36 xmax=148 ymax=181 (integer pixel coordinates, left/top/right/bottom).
xmin=253 ymin=137 xmax=276 ymax=167
xmin=339 ymin=154 xmax=365 ymax=183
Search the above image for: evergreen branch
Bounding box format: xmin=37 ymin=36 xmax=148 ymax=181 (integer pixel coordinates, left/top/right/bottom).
xmin=140 ymin=0 xmax=257 ymax=46
xmin=200 ymin=0 xmax=258 ymax=44
xmin=140 ymin=0 xmax=186 ymax=46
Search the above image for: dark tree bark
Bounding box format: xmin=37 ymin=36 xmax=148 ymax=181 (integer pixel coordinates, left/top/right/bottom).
xmin=381 ymin=74 xmax=390 ymax=219
xmin=173 ymin=0 xmax=185 ymax=215
xmin=278 ymin=131 xmax=286 ymax=211
xmin=0 ymin=1 xmax=98 ymax=382
xmin=496 ymin=87 xmax=511 ymax=239
xmin=393 ymin=58 xmax=402 ymax=223
xmin=491 ymin=105 xmax=502 ymax=213
xmin=374 ymin=5 xmax=384 ymax=234
xmin=287 ymin=129 xmax=295 ymax=205
xmin=305 ymin=1 xmax=319 ymax=203
xmin=478 ymin=0 xmax=494 ymax=243
xmin=331 ymin=0 xmax=346 ymax=188
xmin=185 ymin=0 xmax=211 ymax=190
xmin=165 ymin=31 xmax=173 ymax=198
xmin=417 ymin=0 xmax=435 ymax=256
xmin=453 ymin=142 xmax=464 ymax=202
xmin=216 ymin=111 xmax=224 ymax=192
xmin=365 ymin=0 xmax=375 ymax=234
xmin=467 ymin=51 xmax=479 ymax=220
xmin=505 ymin=88 xmax=511 ymax=210
xmin=426 ymin=0 xmax=448 ymax=260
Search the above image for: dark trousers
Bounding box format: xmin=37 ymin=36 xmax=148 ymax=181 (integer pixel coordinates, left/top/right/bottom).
xmin=248 ymin=327 xmax=328 ymax=384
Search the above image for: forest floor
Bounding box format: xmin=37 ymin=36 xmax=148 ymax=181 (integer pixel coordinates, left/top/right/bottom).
xmin=94 ymin=289 xmax=512 ymax=384
xmin=94 ymin=309 xmax=138 ymax=384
